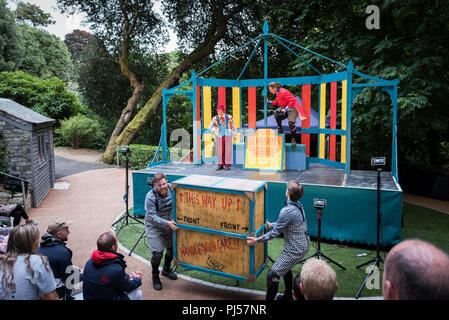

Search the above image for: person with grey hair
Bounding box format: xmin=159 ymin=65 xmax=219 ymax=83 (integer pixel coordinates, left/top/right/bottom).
xmin=144 ymin=172 xmax=179 ymax=291
xmin=247 ymin=180 xmax=309 ymax=300
xmin=293 ymin=258 xmax=338 ymax=300
xmin=382 ymin=238 xmax=449 ymax=300
xmin=0 ymin=224 xmax=58 ymax=300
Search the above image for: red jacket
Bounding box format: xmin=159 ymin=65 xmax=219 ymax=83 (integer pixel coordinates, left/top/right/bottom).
xmin=83 ymin=250 xmax=141 ymax=300
xmin=270 ymin=88 xmax=306 ymax=119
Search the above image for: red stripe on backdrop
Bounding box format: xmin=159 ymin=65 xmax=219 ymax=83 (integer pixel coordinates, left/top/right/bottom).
xmin=248 ymin=87 xmax=256 ymax=129
xmin=330 ymin=82 xmax=337 ymax=161
xmin=218 ymin=86 xmax=226 ymax=108
xmin=301 ymin=84 xmax=311 ymax=156
xmin=196 ymin=85 xmax=201 ymax=158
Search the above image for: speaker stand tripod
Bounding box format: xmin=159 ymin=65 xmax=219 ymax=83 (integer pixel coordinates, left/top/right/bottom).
xmin=111 ymin=153 xmax=143 ymax=236
xmin=299 ymin=208 xmax=346 ymax=270
xmin=355 ymin=167 xmax=384 ymax=299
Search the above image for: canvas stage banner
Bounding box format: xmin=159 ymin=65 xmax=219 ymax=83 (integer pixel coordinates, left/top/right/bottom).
xmin=244 ymin=129 xmax=285 ymax=171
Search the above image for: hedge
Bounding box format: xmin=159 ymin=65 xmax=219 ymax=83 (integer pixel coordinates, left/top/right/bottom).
xmin=117 ymin=144 xmax=161 ymax=170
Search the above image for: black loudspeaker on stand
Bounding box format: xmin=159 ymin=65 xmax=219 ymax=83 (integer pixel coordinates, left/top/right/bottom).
xmin=355 ymin=157 xmax=386 ymax=299
xmin=112 ymin=147 xmax=144 ymax=239
xmin=299 ymin=199 xmax=346 ymax=270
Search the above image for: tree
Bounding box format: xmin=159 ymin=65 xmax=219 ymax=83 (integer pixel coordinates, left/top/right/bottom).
xmin=57 ymin=0 xmax=169 ymax=163
xmin=101 ymin=0 xmax=259 ymax=163
xmin=18 ymin=24 xmax=73 ymax=82
xmin=0 ymin=70 xmax=83 ymax=121
xmin=0 ymin=0 xmax=23 ymax=71
xmin=65 ymin=29 xmax=172 ymax=146
xmin=64 ymin=29 xmax=96 ymax=60
xmin=15 ymin=1 xmax=55 ymax=27
xmin=261 ymin=0 xmax=449 ymax=172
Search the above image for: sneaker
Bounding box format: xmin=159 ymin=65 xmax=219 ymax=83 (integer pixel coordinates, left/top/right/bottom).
xmin=224 ymin=166 xmax=230 ymax=171
xmin=26 ymin=219 xmax=38 ymax=225
xmin=216 ymin=166 xmax=224 ymax=171
xmin=152 ymin=274 xmax=162 ymax=290
xmin=161 ymin=267 xmax=178 ymax=280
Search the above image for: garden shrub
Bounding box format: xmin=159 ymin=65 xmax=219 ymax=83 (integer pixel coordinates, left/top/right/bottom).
xmin=117 ymin=144 xmax=162 ymax=170
xmin=57 ymin=114 xmax=104 ymax=149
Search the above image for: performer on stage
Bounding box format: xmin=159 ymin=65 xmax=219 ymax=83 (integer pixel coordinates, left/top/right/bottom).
xmin=208 ymin=104 xmax=237 ymax=171
xmin=247 ymin=180 xmax=310 ymax=300
xmin=144 ymin=172 xmax=179 ymax=291
xmin=267 ymin=82 xmax=307 ymax=147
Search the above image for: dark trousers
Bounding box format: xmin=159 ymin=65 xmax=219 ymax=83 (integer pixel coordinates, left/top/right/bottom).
xmin=151 ymin=247 xmax=174 ymax=274
xmin=274 ymin=108 xmax=297 ymax=139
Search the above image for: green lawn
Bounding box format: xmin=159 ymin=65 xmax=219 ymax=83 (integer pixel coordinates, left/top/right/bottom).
xmin=116 ymin=202 xmax=449 ymax=298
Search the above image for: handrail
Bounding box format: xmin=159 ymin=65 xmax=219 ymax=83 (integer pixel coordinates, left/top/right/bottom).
xmin=0 ymin=172 xmax=31 ymax=211
xmin=0 ymin=172 xmax=31 ymax=183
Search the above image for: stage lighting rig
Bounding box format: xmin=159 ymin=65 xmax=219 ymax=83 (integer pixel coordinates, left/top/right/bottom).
xmin=371 ymin=157 xmax=385 ymax=169
xmin=121 ymin=146 xmax=131 ymax=155
xmin=313 ymin=198 xmax=327 ymax=210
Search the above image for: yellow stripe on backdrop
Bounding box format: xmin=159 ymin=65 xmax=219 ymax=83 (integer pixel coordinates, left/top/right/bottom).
xmin=319 ymin=83 xmax=326 ymax=159
xmin=341 ymin=81 xmax=347 ymax=164
xmin=232 ymin=87 xmax=241 ymax=142
xmin=203 ymin=86 xmax=213 ymax=157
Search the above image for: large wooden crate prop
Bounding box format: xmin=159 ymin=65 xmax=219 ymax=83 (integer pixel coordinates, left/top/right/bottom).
xmin=172 ymin=175 xmax=267 ymax=281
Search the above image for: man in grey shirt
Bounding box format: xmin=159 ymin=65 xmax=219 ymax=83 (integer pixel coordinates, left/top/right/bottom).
xmin=247 ymin=180 xmax=310 ymax=300
xmin=144 ymin=172 xmax=178 ymax=291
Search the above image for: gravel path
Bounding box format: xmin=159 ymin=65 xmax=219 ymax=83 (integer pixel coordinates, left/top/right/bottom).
xmin=54 ymin=148 xmax=114 ymax=180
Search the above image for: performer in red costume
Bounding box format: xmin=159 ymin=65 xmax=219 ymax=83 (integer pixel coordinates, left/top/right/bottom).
xmin=267 ymin=82 xmax=307 ymax=147
xmin=208 ymin=104 xmax=237 ymax=170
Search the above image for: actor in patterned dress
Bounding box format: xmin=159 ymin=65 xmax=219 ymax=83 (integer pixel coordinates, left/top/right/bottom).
xmin=247 ymin=180 xmax=310 ymax=300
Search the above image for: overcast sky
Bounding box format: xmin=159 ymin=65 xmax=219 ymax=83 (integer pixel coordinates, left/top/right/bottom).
xmin=8 ymin=0 xmax=178 ymax=53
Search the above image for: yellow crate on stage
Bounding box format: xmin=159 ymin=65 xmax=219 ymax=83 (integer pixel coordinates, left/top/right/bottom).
xmin=172 ymin=174 xmax=267 ymax=281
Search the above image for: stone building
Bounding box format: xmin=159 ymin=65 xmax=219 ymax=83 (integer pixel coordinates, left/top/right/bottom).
xmin=0 ymin=98 xmax=56 ymax=207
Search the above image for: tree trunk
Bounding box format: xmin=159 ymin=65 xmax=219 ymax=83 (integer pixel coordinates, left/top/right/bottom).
xmin=101 ymin=37 xmax=144 ymax=163
xmin=101 ymin=2 xmax=244 ymax=163
xmin=101 ymin=80 xmax=144 ymax=163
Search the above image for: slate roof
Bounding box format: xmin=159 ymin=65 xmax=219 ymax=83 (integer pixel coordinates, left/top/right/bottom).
xmin=0 ymin=98 xmax=55 ymax=125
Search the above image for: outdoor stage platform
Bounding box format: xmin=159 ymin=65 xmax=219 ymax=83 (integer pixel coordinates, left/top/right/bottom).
xmin=132 ymin=162 xmax=403 ymax=247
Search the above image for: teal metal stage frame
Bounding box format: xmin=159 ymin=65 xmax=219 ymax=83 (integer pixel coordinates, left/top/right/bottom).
xmin=154 ymin=21 xmax=400 ymax=181
xmin=132 ymin=22 xmax=402 ymax=251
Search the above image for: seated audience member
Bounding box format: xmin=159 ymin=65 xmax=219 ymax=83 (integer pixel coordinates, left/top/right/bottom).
xmin=0 ymin=226 xmax=12 ymax=254
xmin=292 ymin=272 xmax=305 ymax=301
xmin=38 ymin=220 xmax=82 ymax=300
xmin=0 ymin=224 xmax=58 ymax=300
xmin=83 ymin=231 xmax=143 ymax=300
xmin=294 ymin=258 xmax=338 ymax=300
xmin=383 ymin=238 xmax=449 ymax=300
xmin=0 ymin=204 xmax=36 ymax=227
